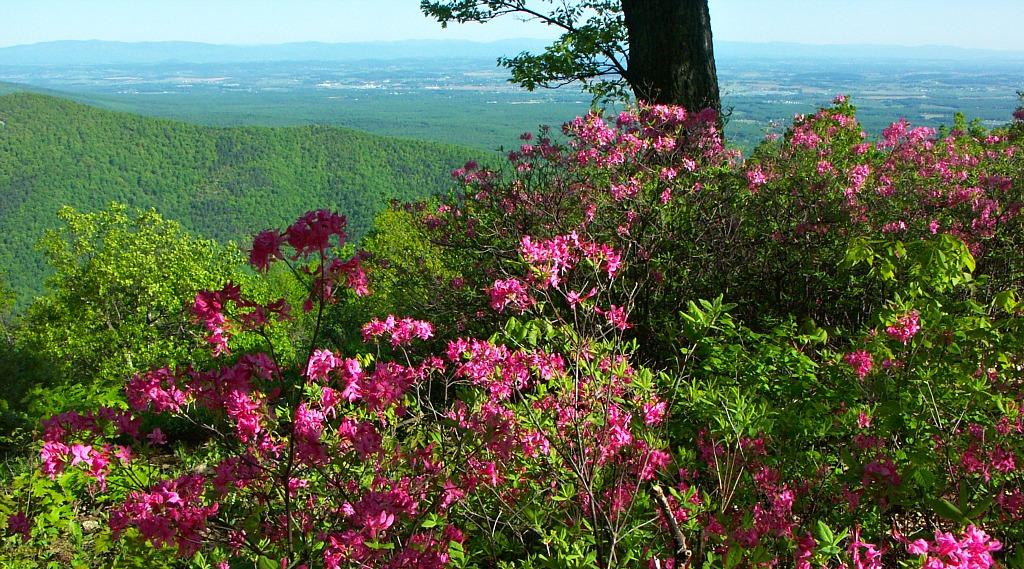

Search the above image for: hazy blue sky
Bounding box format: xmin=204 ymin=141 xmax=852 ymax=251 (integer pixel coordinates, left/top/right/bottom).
xmin=1 ymin=0 xmax=1021 ymax=50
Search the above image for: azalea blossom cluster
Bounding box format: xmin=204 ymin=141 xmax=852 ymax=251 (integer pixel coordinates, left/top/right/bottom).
xmin=745 ymin=96 xmax=1022 ymax=262
xmin=698 ymin=438 xmax=791 ymax=538
xmin=108 ymin=474 xmax=217 ymax=557
xmin=488 ymin=232 xmax=627 ymax=329
xmin=443 ymin=333 xmax=678 ymax=543
xmin=249 ymin=209 xmax=346 ymax=270
xmin=38 ymin=406 xmax=139 ymax=486
xmin=844 ymin=350 xmax=874 ymax=379
xmin=361 ymin=315 xmax=435 ymax=346
xmin=193 ymin=282 xmax=290 ymax=356
xmin=904 ymin=525 xmax=1002 ymax=569
xmin=885 ymin=310 xmax=921 ymax=344
xmin=250 ymin=209 xmax=369 ymax=307
xmin=564 ymin=104 xmax=725 ymax=171
xmin=442 ymin=100 xmax=733 ymax=264
xmin=519 ymin=232 xmax=621 ymax=287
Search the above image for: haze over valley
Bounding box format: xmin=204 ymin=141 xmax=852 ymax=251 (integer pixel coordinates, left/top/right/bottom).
xmin=2 ymin=39 xmax=1021 ymax=151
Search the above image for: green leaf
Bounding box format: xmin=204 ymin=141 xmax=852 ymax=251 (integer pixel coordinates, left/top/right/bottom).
xmin=964 ymin=496 xmax=994 ymax=521
xmin=994 ymin=290 xmax=1018 ymax=312
xmin=365 ymin=539 xmax=396 ymax=551
xmin=421 ymin=513 xmax=443 ymax=529
xmin=814 ymin=520 xmax=835 ymax=544
xmin=929 ymin=498 xmax=969 ymax=524
xmin=448 ymin=540 xmax=466 ymax=566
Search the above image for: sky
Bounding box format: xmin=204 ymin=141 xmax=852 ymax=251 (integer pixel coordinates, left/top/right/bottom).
xmin=0 ymin=0 xmax=1022 ymax=51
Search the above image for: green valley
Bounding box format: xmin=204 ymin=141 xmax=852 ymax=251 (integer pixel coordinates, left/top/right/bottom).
xmin=0 ymin=92 xmax=475 ymax=303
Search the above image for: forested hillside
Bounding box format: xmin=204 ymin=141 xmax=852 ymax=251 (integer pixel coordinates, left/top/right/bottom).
xmin=0 ymin=92 xmax=474 ymax=302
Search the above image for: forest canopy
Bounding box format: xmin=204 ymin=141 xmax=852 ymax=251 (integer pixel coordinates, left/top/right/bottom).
xmin=0 ymin=92 xmax=476 ymax=303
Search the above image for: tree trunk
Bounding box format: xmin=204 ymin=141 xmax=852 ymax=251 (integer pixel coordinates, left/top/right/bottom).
xmin=621 ymin=0 xmax=721 ymax=113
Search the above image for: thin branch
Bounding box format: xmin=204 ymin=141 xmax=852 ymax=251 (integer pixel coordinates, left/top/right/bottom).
xmin=651 ymin=484 xmax=692 ymax=567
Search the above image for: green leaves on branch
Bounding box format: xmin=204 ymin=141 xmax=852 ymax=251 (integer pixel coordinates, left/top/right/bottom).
xmin=17 ymin=204 xmax=249 ymax=412
xmin=421 ymin=1 xmax=631 ymax=103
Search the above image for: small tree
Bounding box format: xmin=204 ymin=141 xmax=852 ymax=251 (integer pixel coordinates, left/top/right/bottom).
xmin=19 ymin=204 xmax=246 ymax=406
xmin=421 ymin=0 xmax=721 ymax=111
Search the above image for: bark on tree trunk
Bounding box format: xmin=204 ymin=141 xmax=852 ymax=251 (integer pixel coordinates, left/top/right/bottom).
xmin=621 ymin=0 xmax=721 ymax=113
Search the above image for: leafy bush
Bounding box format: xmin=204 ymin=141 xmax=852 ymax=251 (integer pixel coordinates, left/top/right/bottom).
xmin=5 ymin=98 xmax=1024 ymax=568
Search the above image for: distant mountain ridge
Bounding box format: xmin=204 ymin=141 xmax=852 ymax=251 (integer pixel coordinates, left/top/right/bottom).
xmin=716 ymin=41 xmax=1024 ymax=62
xmin=1 ymin=39 xmax=1023 ymax=66
xmin=0 ymin=39 xmax=554 ymax=65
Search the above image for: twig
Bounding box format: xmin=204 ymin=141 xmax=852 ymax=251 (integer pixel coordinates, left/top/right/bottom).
xmin=651 ymin=484 xmax=692 ymax=567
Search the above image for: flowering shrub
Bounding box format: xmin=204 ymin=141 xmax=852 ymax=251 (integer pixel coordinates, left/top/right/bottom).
xmin=366 ymin=98 xmax=1024 ymax=566
xmin=6 ymin=97 xmax=1024 ymax=567
xmin=16 ymin=204 xmax=692 ymax=566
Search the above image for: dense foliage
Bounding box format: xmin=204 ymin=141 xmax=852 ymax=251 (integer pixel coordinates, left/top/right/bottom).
xmin=10 ymin=205 xmax=261 ymax=420
xmin=0 ymin=205 xmax=253 ymax=451
xmin=0 ymin=92 xmax=475 ymax=302
xmin=2 ymin=96 xmax=1024 ymax=568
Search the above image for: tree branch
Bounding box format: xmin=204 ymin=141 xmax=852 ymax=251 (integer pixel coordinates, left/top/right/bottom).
xmin=651 ymin=484 xmax=692 ymax=567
